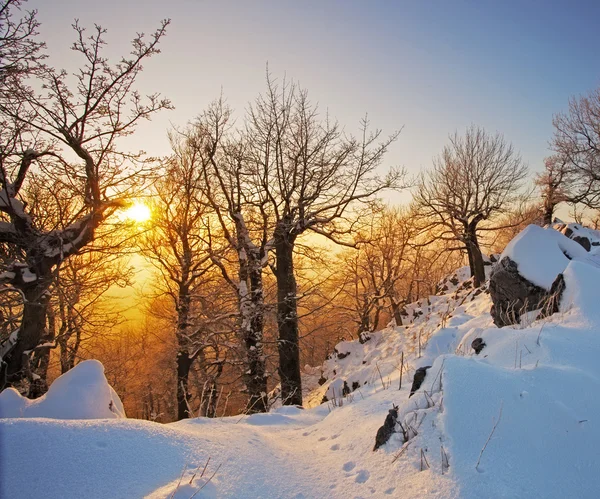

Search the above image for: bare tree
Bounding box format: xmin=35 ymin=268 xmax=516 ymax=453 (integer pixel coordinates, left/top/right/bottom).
xmin=184 ymin=100 xmax=272 ymax=414
xmin=415 ymin=126 xmax=528 ymax=287
xmin=0 ymin=12 xmax=171 ymax=394
xmin=536 ymin=155 xmax=569 ymax=225
xmin=139 ymin=142 xmax=235 ymax=420
xmin=246 ymin=76 xmax=404 ymax=405
xmin=551 ymin=87 xmax=600 ymax=210
xmin=0 ymin=0 xmax=45 ymax=80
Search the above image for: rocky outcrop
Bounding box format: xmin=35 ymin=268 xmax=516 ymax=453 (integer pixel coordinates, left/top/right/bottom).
xmin=471 ymin=338 xmax=486 ymax=354
xmin=373 ymin=405 xmax=399 ymax=451
xmin=489 ymin=257 xmax=565 ymax=327
xmin=409 ymin=366 xmax=431 ymax=397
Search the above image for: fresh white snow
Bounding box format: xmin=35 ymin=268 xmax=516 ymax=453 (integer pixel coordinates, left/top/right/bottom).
xmin=2 ymin=226 xmax=600 ymax=498
xmin=0 ymin=360 xmax=125 ymax=419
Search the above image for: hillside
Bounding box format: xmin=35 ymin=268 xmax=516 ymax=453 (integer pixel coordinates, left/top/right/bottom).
xmin=2 ymin=224 xmax=600 ymax=498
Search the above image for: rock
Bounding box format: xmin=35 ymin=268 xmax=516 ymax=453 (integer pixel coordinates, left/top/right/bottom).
xmin=572 ymin=236 xmax=591 ymax=251
xmin=409 ymin=366 xmax=431 ymax=397
xmin=342 ymin=381 xmax=351 ymax=397
xmin=335 ymin=349 xmax=350 ymax=360
xmin=352 ymin=381 xmax=360 ymax=391
xmin=489 ymin=257 xmax=566 ymax=327
xmin=373 ymin=405 xmax=399 ymax=451
xmin=471 ymin=338 xmax=486 ymax=354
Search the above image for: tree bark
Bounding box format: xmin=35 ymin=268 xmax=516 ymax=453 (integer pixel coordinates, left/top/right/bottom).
xmin=465 ymin=226 xmax=486 ymax=288
xmin=176 ymin=350 xmax=193 ymax=420
xmin=542 ymin=201 xmax=554 ymax=226
xmin=390 ymin=297 xmax=404 ymax=326
xmin=274 ymin=230 xmax=302 ymax=406
xmin=175 ymin=285 xmax=194 ymax=420
xmin=2 ymin=280 xmax=51 ymax=394
xmin=245 ymin=261 xmax=268 ymax=413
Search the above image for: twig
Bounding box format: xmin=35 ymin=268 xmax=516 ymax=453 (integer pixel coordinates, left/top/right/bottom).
xmin=189 ymin=463 xmax=222 ymax=499
xmin=188 ymin=457 xmax=210 ymax=485
xmin=391 ymin=440 xmax=412 ymax=463
xmin=399 ymin=351 xmax=404 ymax=390
xmin=375 ymin=363 xmax=386 ymax=390
xmin=475 ymin=401 xmax=503 ymax=471
xmin=169 ymin=461 xmax=188 ymax=499
xmin=420 ymin=448 xmax=430 ymax=471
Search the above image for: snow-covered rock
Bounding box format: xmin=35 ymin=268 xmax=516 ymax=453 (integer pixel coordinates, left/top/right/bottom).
xmin=500 ymin=224 xmax=589 ymax=290
xmin=0 ymin=360 xmax=126 ymax=419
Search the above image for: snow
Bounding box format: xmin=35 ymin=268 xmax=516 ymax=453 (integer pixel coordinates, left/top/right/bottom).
xmin=500 ymin=224 xmax=590 ymax=289
xmin=0 ymin=360 xmax=125 ymax=419
xmin=2 ymin=226 xmax=600 ymax=498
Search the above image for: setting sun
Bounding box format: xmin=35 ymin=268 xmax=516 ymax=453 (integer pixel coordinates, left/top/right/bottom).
xmin=123 ymin=202 xmax=151 ymax=223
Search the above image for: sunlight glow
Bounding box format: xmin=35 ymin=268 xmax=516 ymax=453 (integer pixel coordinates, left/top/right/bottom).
xmin=123 ymin=202 xmax=151 ymax=224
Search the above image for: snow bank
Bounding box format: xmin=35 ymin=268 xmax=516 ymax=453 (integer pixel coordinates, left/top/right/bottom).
xmin=501 ymin=224 xmax=590 ymax=290
xmin=4 ymin=224 xmax=600 ymax=499
xmin=0 ymin=360 xmax=125 ymax=419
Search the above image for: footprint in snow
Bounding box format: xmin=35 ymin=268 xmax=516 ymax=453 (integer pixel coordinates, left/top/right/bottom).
xmin=330 ymin=444 xmax=340 ymax=451
xmin=355 ymin=470 xmax=370 ymax=483
xmin=318 ymin=436 xmax=327 ymax=441
xmin=343 ymin=461 xmax=356 ymax=472
xmin=384 ymin=488 xmax=396 ymax=495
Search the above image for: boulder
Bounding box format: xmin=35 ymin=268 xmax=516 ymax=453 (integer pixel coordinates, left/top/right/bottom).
xmin=373 ymin=405 xmax=399 ymax=451
xmin=409 ymin=366 xmax=431 ymax=397
xmin=489 ymin=257 xmax=565 ymax=327
xmin=471 ymin=338 xmax=486 ymax=355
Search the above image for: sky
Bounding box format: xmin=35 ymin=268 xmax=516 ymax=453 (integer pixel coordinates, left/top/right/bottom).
xmin=27 ymin=0 xmax=600 ymax=202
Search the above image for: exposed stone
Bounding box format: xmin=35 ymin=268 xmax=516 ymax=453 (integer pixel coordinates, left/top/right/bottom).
xmin=409 ymin=366 xmax=431 ymax=397
xmin=489 ymin=257 xmax=566 ymax=327
xmin=342 ymin=380 xmax=351 ymax=397
xmin=471 ymin=338 xmax=486 ymax=355
xmin=352 ymin=381 xmax=360 ymax=391
xmin=572 ymin=236 xmax=591 ymax=251
xmin=336 ymin=349 xmax=350 ymax=360
xmin=373 ymin=405 xmax=399 ymax=451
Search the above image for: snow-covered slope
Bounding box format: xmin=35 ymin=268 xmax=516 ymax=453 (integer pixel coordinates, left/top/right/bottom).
xmin=2 ymin=224 xmax=600 ymax=498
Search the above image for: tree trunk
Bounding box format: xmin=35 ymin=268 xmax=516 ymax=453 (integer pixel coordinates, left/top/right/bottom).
xmin=465 ymin=227 xmax=486 ymax=288
xmin=542 ymin=201 xmax=554 ymax=226
xmin=390 ymin=297 xmax=404 ymax=326
xmin=245 ymin=261 xmax=268 ymax=412
xmin=175 ymin=284 xmax=193 ymax=420
xmin=2 ymin=282 xmax=51 ymax=394
xmin=274 ymin=232 xmax=302 ymax=406
xmin=176 ymin=350 xmax=193 ymax=420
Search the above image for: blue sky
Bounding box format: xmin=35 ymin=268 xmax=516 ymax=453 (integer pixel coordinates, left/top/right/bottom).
xmin=29 ymin=0 xmax=600 ymax=200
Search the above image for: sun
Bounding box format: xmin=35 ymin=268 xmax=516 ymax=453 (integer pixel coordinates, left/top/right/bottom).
xmin=123 ymin=202 xmax=151 ymax=223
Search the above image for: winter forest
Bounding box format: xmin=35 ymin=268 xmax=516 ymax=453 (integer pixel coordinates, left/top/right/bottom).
xmin=2 ymin=1 xmax=600 ymax=498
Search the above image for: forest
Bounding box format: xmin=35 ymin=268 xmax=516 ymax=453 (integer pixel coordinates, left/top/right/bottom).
xmin=1 ymin=0 xmax=599 ymax=428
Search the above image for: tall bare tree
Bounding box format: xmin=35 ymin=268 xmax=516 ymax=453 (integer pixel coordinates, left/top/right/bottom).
xmin=182 ymin=100 xmax=272 ymax=414
xmin=0 ymin=10 xmax=171 ymax=394
xmin=139 ymin=141 xmax=235 ymax=420
xmin=415 ymin=126 xmax=527 ymax=287
xmin=246 ymin=76 xmax=404 ymax=405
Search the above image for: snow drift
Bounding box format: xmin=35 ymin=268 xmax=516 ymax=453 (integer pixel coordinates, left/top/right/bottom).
xmin=2 ymin=224 xmax=600 ymax=498
xmin=0 ymin=359 xmax=126 ymax=419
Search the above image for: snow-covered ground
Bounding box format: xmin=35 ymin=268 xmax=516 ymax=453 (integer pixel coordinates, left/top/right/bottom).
xmin=2 ymin=224 xmax=600 ymax=498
